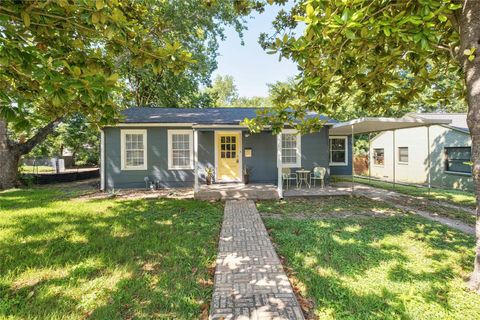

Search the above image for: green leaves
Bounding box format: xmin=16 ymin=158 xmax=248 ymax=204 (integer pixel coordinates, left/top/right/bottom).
xmin=20 ymin=11 xmax=30 ymax=27
xmin=464 ymin=48 xmax=476 ymax=62
xmin=251 ymin=0 xmax=464 ymax=134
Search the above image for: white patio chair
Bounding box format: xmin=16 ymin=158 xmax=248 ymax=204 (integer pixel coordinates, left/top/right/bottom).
xmin=310 ymin=167 xmax=326 ymax=188
xmin=282 ymin=168 xmax=297 ymax=190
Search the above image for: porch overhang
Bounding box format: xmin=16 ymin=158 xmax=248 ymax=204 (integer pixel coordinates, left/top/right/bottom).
xmin=329 ymin=117 xmax=452 ymax=135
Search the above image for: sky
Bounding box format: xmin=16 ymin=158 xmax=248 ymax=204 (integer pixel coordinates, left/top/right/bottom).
xmin=212 ymin=3 xmax=301 ymax=98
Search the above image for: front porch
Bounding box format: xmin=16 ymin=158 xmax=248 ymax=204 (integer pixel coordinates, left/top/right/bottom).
xmin=194 ymin=183 xmax=352 ymax=200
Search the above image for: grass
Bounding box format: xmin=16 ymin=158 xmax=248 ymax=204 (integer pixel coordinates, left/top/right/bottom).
xmin=414 ymin=201 xmax=476 ymax=226
xmin=262 ymin=201 xmax=480 ymax=319
xmin=257 ymin=196 xmax=405 ymax=217
xmin=19 ymin=165 xmax=55 ymax=173
xmin=348 ymin=176 xmax=476 ymax=208
xmin=0 ymin=186 xmax=223 ymax=319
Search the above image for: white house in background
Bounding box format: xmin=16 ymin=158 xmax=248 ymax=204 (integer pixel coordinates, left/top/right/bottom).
xmin=369 ymin=113 xmax=473 ymax=191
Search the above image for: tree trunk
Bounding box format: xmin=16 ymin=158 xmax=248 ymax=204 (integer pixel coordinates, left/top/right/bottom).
xmin=0 ymin=119 xmax=21 ymax=189
xmin=460 ymin=0 xmax=480 ymax=291
xmin=0 ymin=117 xmax=62 ymax=190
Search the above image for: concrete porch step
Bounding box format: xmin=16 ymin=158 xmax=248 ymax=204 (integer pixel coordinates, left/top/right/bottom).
xmin=195 ymin=183 xmax=279 ymax=201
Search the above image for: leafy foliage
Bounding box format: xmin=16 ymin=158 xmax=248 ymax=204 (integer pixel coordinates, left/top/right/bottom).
xmin=205 ymin=75 xmax=240 ymax=106
xmin=247 ymin=0 xmax=466 ymax=131
xmin=121 ymin=0 xmax=264 ymax=108
xmin=0 ymin=0 xmax=193 ymax=131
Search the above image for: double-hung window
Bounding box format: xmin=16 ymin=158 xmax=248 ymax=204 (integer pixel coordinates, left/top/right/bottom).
xmin=444 ymin=147 xmax=471 ymax=174
xmin=329 ymin=136 xmax=348 ymax=166
xmin=121 ymin=129 xmax=147 ymax=170
xmin=280 ymin=129 xmax=301 ymax=167
xmin=398 ymin=147 xmax=409 ymax=163
xmin=168 ymin=130 xmax=193 ymax=170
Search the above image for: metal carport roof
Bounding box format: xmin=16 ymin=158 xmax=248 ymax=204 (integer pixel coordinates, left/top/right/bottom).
xmin=329 ymin=117 xmax=452 ymax=135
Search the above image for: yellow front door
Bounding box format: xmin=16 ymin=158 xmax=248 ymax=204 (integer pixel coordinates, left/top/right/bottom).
xmin=217 ymin=132 xmax=241 ymax=181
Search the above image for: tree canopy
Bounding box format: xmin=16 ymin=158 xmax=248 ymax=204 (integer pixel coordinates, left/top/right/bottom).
xmin=0 ymin=0 xmax=262 ymax=189
xmin=245 ymin=0 xmax=467 ymax=132
xmin=122 ymin=0 xmax=264 ymax=108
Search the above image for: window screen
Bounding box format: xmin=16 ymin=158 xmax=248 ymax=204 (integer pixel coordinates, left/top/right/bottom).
xmin=445 ymin=147 xmax=471 ymax=174
xmin=330 ymin=138 xmax=347 ymax=164
xmin=171 ymin=133 xmax=191 ymax=168
xmin=398 ymin=147 xmax=408 ymax=163
xmin=281 ymin=133 xmax=298 ymax=165
xmin=125 ymin=133 xmax=145 ymax=168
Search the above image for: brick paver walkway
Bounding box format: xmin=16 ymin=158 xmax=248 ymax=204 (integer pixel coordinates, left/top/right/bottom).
xmin=209 ymin=200 xmax=304 ymax=320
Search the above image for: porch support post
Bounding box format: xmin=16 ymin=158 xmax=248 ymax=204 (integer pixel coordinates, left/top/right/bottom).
xmin=351 ymin=124 xmax=355 ymax=194
xmin=427 ymin=125 xmax=431 ymax=194
xmin=392 ymin=129 xmax=396 ymax=189
xmin=193 ymin=129 xmax=199 ymax=193
xmin=277 ymin=132 xmax=283 ymax=198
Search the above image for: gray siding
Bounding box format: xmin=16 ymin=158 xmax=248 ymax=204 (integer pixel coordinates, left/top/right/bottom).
xmin=104 ymin=126 xmax=333 ymax=189
xmin=243 ymin=132 xmax=277 ymax=183
xmin=105 ymin=127 xmax=199 ymax=189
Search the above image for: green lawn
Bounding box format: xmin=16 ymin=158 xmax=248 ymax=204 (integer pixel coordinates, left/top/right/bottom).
xmin=258 ymin=196 xmax=405 ymax=217
xmin=0 ymin=187 xmax=223 ymax=319
xmin=349 ymin=176 xmax=476 ymax=208
xmin=260 ymin=199 xmax=480 ymax=319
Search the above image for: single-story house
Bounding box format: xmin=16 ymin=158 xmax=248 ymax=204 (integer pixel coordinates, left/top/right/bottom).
xmin=100 ymin=107 xmax=353 ymax=194
xmin=368 ymin=113 xmax=473 ymax=191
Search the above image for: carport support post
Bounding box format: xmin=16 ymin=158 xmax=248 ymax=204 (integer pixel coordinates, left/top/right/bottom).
xmin=351 ymin=124 xmax=355 ymax=194
xmin=193 ymin=129 xmax=199 ymax=193
xmin=368 ymin=133 xmax=371 ymax=182
xmin=392 ymin=129 xmax=396 ymax=190
xmin=427 ymin=125 xmax=431 ymax=194
xmin=277 ymin=133 xmax=283 ymax=198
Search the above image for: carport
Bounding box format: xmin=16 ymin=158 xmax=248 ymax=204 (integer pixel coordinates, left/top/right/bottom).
xmin=329 ymin=116 xmax=452 ymax=193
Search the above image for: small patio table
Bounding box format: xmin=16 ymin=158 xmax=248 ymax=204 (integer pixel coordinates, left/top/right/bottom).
xmin=296 ymin=169 xmax=311 ymax=189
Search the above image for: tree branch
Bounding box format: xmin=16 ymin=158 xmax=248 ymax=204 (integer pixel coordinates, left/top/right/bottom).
xmin=19 ymin=117 xmax=63 ymax=155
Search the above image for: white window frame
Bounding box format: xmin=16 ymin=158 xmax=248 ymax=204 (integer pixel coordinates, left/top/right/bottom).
xmin=278 ymin=129 xmax=301 ymax=168
xmin=168 ymin=129 xmax=194 ymax=170
xmin=398 ymin=147 xmax=409 ymax=164
xmin=121 ymin=129 xmax=147 ymax=170
xmin=329 ymin=136 xmax=348 ymax=166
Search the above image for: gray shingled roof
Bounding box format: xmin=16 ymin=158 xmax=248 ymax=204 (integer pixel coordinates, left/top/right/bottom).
xmin=120 ymin=107 xmax=337 ymax=125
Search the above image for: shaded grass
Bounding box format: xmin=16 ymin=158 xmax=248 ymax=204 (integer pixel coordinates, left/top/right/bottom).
xmin=350 ymin=176 xmax=476 ymax=208
xmin=417 ymin=202 xmax=475 ymax=226
xmin=264 ymin=214 xmax=480 ymax=319
xmin=0 ymin=186 xmax=223 ymax=319
xmin=257 ymin=196 xmax=404 ymax=217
